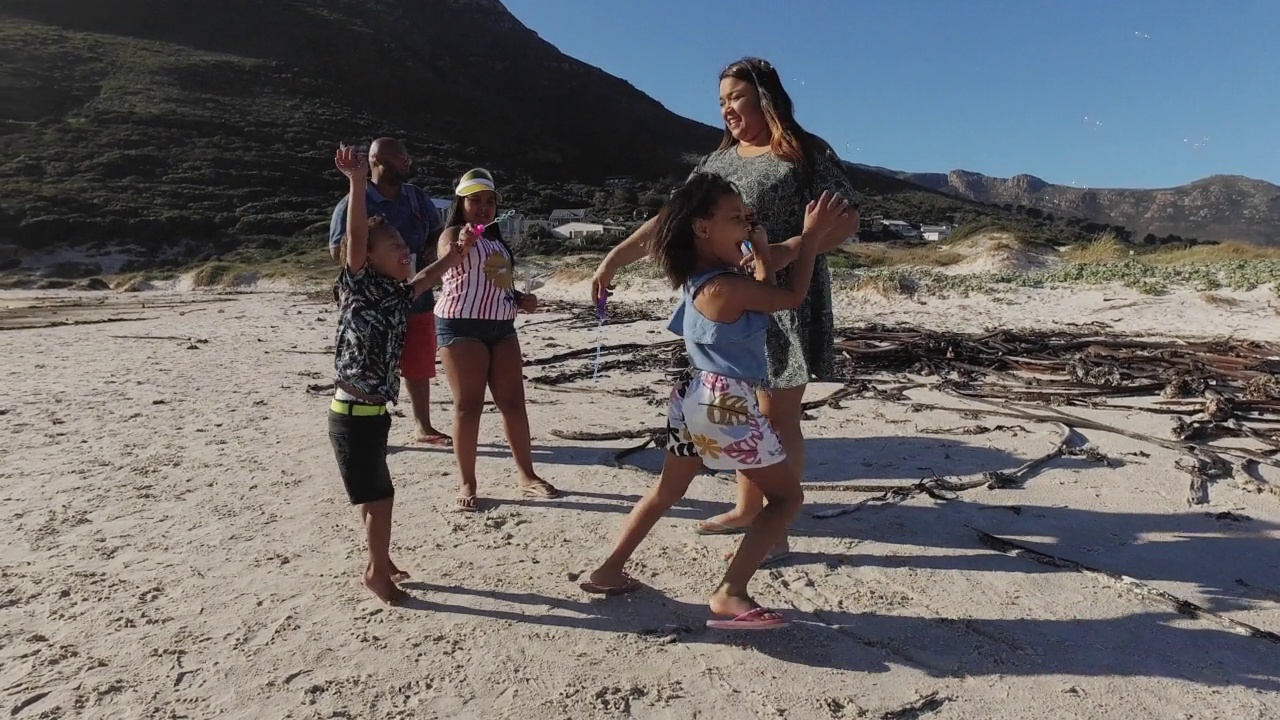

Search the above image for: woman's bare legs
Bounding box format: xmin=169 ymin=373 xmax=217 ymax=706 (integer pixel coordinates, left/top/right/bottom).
xmin=440 ymin=341 xmax=491 ymax=503
xmin=487 ymin=335 xmax=555 ymax=494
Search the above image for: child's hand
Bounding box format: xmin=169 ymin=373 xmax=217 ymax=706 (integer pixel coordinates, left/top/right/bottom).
xmin=738 ymin=212 xmax=769 ymax=271
xmin=747 ymin=217 xmax=768 ymax=249
xmin=335 ymin=144 xmax=368 ymax=181
xmin=803 ymin=191 xmax=850 ymax=237
xmin=740 ymin=236 xmax=772 ymax=273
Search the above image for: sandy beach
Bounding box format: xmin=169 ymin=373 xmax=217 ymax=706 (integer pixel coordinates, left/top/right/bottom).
xmin=2 ymin=279 xmax=1279 ymax=719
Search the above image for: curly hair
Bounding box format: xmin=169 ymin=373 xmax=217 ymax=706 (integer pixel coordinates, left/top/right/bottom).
xmin=651 ymin=172 xmax=741 ymax=288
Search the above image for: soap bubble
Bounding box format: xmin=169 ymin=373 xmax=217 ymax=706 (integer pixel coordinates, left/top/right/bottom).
xmin=1183 ymin=135 xmax=1210 ymax=151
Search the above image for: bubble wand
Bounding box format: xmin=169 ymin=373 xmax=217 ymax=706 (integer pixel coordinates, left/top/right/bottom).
xmin=591 ymin=293 xmax=608 ymax=383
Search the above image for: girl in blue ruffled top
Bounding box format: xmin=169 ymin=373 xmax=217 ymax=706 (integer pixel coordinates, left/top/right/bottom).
xmin=581 ymin=172 xmax=848 ymax=630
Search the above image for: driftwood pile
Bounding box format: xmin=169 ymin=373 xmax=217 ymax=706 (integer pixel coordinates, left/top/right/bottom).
xmin=530 ymin=319 xmax=1280 ymax=506
xmin=527 ymin=315 xmax=1280 ymax=644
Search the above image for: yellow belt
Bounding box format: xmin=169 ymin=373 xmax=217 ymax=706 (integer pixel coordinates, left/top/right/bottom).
xmin=330 ymin=399 xmax=388 ymax=416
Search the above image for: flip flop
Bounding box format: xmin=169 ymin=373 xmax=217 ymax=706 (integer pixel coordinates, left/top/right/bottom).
xmin=455 ymin=496 xmax=479 ymax=513
xmin=579 ymin=573 xmax=642 ymax=596
xmin=520 ymin=481 xmax=560 ymax=499
xmin=705 ymin=607 xmax=789 ymax=631
xmin=695 ymin=519 xmax=748 ymax=536
xmin=418 ymin=433 xmax=453 ymax=448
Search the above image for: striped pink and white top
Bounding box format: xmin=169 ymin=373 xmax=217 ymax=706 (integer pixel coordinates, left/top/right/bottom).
xmin=434 ymin=233 xmax=518 ymax=321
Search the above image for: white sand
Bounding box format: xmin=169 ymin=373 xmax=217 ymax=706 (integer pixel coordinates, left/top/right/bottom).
xmin=2 ymin=280 xmax=1279 ymax=719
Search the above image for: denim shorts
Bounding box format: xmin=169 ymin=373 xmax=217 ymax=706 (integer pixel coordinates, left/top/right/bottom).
xmin=436 ymin=317 xmax=517 ymax=349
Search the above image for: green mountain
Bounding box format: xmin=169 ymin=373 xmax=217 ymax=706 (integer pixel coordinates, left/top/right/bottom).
xmin=0 ymin=0 xmax=719 ymax=270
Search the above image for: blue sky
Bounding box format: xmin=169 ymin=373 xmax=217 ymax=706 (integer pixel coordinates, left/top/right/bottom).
xmin=501 ymin=0 xmax=1279 ymax=189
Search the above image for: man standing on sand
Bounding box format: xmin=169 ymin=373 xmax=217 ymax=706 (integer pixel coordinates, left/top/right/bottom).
xmin=329 ymin=137 xmax=451 ymax=447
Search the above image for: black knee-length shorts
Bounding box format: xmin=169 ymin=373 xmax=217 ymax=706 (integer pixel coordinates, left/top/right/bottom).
xmin=328 ymin=411 xmax=394 ymax=505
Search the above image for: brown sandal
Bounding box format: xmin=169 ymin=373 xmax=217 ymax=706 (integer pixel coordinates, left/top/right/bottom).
xmin=455 ymin=496 xmax=479 ymax=512
xmin=520 ymin=481 xmax=560 ymax=499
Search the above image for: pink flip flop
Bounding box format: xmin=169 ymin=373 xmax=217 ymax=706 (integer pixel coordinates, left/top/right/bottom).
xmin=705 ymin=607 xmax=789 ymax=630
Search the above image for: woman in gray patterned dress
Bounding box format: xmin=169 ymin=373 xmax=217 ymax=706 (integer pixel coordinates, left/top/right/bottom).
xmin=591 ymin=57 xmax=859 ymax=559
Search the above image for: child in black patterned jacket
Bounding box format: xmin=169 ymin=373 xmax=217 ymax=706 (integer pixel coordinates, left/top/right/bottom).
xmin=328 ymin=144 xmax=474 ymax=604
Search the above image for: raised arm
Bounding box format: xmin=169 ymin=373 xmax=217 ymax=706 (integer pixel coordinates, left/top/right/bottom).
xmin=813 ymin=149 xmax=861 ymax=252
xmin=768 ymin=150 xmax=862 ymax=266
xmin=589 ymin=215 xmax=658 ymax=302
xmin=334 ymin=145 xmax=370 ymax=271
xmin=408 ymin=225 xmax=473 ymax=298
xmin=435 ymin=224 xmax=470 ymax=271
xmin=704 ymin=192 xmax=849 ymax=317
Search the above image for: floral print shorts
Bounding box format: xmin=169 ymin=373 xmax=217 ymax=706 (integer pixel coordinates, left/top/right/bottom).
xmin=664 ymin=370 xmax=787 ymax=471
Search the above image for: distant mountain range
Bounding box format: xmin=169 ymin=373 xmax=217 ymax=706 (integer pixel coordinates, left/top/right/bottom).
xmin=859 ymin=166 xmax=1280 ymax=245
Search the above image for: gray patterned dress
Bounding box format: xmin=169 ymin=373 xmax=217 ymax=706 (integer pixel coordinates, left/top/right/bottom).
xmin=693 ymin=147 xmax=857 ymax=388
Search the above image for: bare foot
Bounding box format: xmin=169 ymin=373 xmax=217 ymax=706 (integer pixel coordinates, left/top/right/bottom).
xmin=388 ymin=561 xmax=410 ymax=583
xmin=364 ymin=567 xmax=408 ymax=605
xmin=709 ymin=589 xmax=760 ymax=619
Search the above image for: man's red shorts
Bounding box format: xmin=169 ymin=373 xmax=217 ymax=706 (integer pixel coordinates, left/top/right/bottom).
xmin=399 ymin=313 xmax=438 ymax=380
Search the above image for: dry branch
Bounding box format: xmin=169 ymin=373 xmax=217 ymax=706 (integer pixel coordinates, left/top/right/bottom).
xmin=1 ymin=316 xmax=159 ymax=331
xmin=550 ymin=427 xmax=662 ymax=442
xmin=522 ymin=322 xmax=1279 ymax=507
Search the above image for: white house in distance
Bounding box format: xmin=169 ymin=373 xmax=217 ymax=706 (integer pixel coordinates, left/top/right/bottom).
xmin=920 ymin=223 xmax=953 ymax=242
xmin=881 ymin=220 xmax=919 ymax=239
xmin=553 ymin=221 xmax=626 ymax=239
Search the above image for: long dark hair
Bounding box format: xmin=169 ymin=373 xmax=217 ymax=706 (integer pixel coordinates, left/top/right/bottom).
xmin=652 ymin=172 xmax=741 ymax=288
xmin=717 ymin=56 xmax=836 ymax=196
xmin=444 ymin=194 xmax=516 ymax=271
